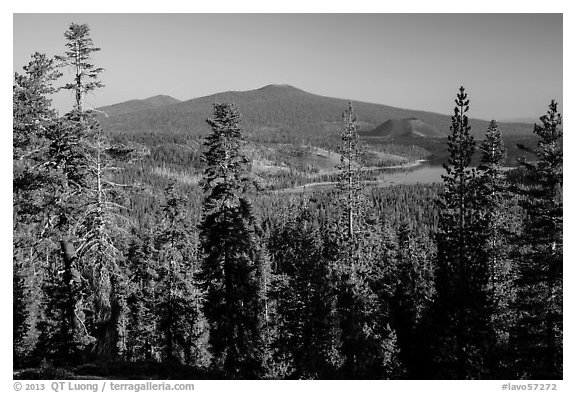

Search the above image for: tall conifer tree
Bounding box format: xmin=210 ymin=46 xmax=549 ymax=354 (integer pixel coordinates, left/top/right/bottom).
xmin=125 ymin=225 xmax=159 ymax=362
xmin=511 ymin=101 xmax=562 ymax=379
xmin=13 ymin=52 xmax=62 ymax=365
xmin=48 ymin=22 xmax=131 ymax=361
xmin=268 ymin=202 xmax=334 ymax=378
xmin=336 ymin=102 xmax=364 ymax=240
xmin=477 ymin=120 xmax=516 ymax=357
xmin=75 ymin=117 xmax=131 ymax=360
xmin=55 ymin=23 xmax=103 ymax=112
xmin=331 ymin=103 xmax=402 ymax=378
xmin=393 ymin=222 xmax=435 ymax=376
xmin=426 ymin=86 xmax=494 ymax=379
xmin=39 ymin=24 xmax=107 ymax=358
xmin=154 ymin=184 xmax=201 ymax=363
xmin=199 ymin=103 xmax=264 ymax=378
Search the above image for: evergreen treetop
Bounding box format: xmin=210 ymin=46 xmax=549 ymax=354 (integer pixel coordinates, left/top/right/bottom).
xmin=55 ymin=23 xmax=104 ymax=111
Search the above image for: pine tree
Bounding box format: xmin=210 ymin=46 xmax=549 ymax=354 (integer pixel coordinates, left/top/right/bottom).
xmin=198 ymin=103 xmax=264 ymax=378
xmin=329 ymin=103 xmax=402 ymax=378
xmin=36 ymin=24 xmax=107 ymax=360
xmin=511 ymin=100 xmax=562 ymax=379
xmin=53 ymin=22 xmax=139 ymax=361
xmin=13 ymin=52 xmax=61 ymax=163
xmin=346 ymin=221 xmax=404 ymax=378
xmin=125 ymin=226 xmax=159 ymax=361
xmin=35 ymin=255 xmax=87 ymax=364
xmin=267 ymin=202 xmax=334 ymax=378
xmin=13 ymin=52 xmax=62 ymax=366
xmin=425 ymin=86 xmax=494 ymax=379
xmin=75 ymin=115 xmax=130 ymax=360
xmin=55 ymin=23 xmax=104 ymax=112
xmin=154 ymin=184 xmax=202 ymax=363
xmin=376 ymin=222 xmax=406 ymax=378
xmin=477 ymin=121 xmax=516 ymax=355
xmin=336 ymin=102 xmax=364 ymax=240
xmin=41 ymin=112 xmax=93 ymax=363
xmin=13 ymin=52 xmax=61 ymax=252
xmin=36 ymin=22 xmax=134 ymax=362
xmin=333 ymin=102 xmax=367 ymax=283
xmin=392 ymin=222 xmax=435 ymax=376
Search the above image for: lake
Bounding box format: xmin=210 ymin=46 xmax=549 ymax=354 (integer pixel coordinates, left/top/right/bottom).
xmin=374 ymin=164 xmax=445 ymax=186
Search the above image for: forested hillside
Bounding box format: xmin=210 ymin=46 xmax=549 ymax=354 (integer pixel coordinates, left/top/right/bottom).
xmin=99 ymin=83 xmax=535 ymax=142
xmin=13 ymin=23 xmax=562 ymax=381
xmin=363 ymin=118 xmax=444 ymax=138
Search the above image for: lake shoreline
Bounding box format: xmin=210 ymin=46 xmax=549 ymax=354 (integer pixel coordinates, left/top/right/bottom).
xmin=274 ymin=160 xmax=441 ymax=194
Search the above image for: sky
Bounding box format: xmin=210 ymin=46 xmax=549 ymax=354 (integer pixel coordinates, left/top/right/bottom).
xmin=13 ymin=13 xmax=562 ymax=121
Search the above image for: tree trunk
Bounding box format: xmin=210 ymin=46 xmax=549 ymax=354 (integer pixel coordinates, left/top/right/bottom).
xmin=60 ymin=236 xmax=85 ymax=346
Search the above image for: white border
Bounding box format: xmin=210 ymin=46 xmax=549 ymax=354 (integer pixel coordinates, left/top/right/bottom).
xmin=3 ymin=2 xmax=573 ymax=392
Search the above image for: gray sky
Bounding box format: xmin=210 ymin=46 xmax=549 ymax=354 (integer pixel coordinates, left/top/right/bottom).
xmin=13 ymin=13 xmax=562 ymax=120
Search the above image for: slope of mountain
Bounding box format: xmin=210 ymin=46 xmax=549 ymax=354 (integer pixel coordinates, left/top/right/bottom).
xmin=364 ymin=118 xmax=444 ymax=138
xmin=97 ymin=95 xmax=181 ymax=117
xmin=99 ymin=84 xmax=534 ymax=140
xmin=501 ymin=117 xmax=539 ymax=124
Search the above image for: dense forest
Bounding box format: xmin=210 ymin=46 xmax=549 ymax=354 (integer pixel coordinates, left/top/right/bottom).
xmin=13 ymin=23 xmax=562 ymax=380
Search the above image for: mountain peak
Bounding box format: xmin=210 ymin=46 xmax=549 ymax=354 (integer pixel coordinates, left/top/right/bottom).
xmin=258 ymin=84 xmax=302 ymax=91
xmin=141 ymin=95 xmax=181 ymax=106
xmin=145 ymin=94 xmax=175 ymax=100
xmin=97 ymin=94 xmax=181 ymax=117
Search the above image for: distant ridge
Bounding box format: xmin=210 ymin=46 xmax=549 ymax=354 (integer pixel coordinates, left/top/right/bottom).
xmin=500 ymin=117 xmax=539 ymax=124
xmin=97 ymin=95 xmax=181 ymax=117
xmin=364 ymin=118 xmax=444 ymax=138
xmin=99 ymin=84 xmax=535 ymax=140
